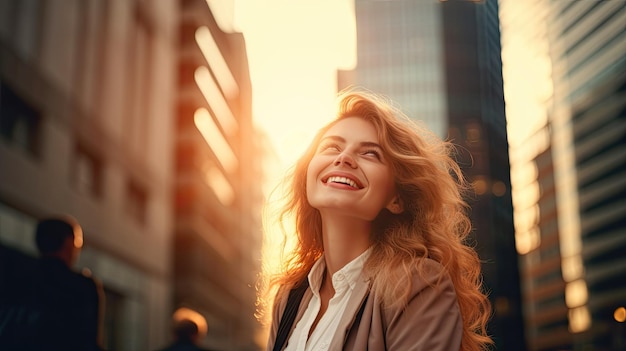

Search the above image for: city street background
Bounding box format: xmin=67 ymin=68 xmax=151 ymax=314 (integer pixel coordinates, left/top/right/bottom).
xmin=0 ymin=0 xmax=624 ymax=350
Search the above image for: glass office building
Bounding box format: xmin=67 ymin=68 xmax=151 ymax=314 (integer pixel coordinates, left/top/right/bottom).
xmin=500 ymin=0 xmax=626 ymax=349
xmin=340 ymin=0 xmax=525 ymax=349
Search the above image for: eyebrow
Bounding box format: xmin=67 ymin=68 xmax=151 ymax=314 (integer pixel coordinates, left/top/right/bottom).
xmin=320 ymin=135 xmax=383 ymax=150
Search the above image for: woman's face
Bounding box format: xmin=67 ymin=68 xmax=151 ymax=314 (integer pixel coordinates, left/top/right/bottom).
xmin=306 ymin=117 xmax=398 ymax=221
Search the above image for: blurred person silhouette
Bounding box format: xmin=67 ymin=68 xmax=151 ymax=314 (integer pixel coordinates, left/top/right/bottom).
xmin=157 ymin=307 xmax=215 ymax=351
xmin=0 ymin=216 xmax=104 ymax=351
xmin=262 ymin=89 xmax=492 ymax=350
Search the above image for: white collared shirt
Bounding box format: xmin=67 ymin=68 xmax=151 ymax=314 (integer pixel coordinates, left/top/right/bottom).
xmin=284 ymin=249 xmax=371 ymax=351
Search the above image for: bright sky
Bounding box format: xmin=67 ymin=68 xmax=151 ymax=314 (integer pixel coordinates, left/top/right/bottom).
xmin=233 ymin=0 xmax=356 ymax=173
xmin=205 ymin=1 xmax=356 ymax=345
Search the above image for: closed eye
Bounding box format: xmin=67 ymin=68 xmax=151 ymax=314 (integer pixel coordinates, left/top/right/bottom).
xmin=318 ymin=142 xmax=341 ymax=153
xmin=362 ymin=149 xmax=381 ymax=159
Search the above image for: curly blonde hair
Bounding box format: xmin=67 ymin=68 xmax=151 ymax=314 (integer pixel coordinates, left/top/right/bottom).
xmin=261 ymin=89 xmax=492 ymax=351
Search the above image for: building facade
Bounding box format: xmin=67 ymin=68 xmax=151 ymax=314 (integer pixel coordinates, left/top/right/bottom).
xmin=0 ymin=0 xmax=179 ymax=349
xmin=175 ymin=0 xmax=263 ymax=350
xmin=339 ymin=0 xmax=449 ymax=137
xmin=500 ymin=0 xmax=626 ymax=349
xmin=1 ymin=0 xmax=264 ymax=350
xmin=339 ymin=0 xmax=525 ymax=349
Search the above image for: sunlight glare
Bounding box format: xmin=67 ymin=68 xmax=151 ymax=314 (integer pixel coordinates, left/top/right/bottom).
xmin=205 ymin=166 xmax=235 ymax=206
xmin=195 ymin=26 xmax=240 ymax=99
xmin=194 ymin=67 xmax=239 ymax=136
xmin=194 ymin=108 xmax=238 ymax=173
xmin=232 ymin=1 xmax=357 ymax=345
xmin=235 ymin=0 xmax=356 ymax=170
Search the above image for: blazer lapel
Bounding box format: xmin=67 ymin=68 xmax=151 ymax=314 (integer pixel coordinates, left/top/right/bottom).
xmin=329 ymin=277 xmax=371 ymax=350
xmin=295 ymin=288 xmax=314 ymax=328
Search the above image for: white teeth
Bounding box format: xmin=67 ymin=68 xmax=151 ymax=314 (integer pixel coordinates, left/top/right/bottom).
xmin=327 ymin=176 xmax=358 ymax=188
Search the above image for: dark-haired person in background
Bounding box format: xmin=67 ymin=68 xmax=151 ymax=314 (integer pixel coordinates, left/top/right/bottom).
xmin=157 ymin=307 xmax=215 ymax=351
xmin=0 ymin=216 xmax=104 ymax=351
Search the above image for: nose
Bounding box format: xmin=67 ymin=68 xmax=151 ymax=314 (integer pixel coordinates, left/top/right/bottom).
xmin=334 ymin=152 xmax=357 ymax=168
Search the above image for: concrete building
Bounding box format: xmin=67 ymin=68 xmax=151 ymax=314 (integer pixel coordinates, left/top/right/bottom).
xmin=174 ymin=0 xmax=263 ymax=350
xmin=500 ymin=0 xmax=626 ymax=349
xmin=0 ymin=0 xmax=179 ymax=349
xmin=1 ymin=0 xmax=263 ymax=350
xmin=338 ymin=0 xmax=525 ymax=349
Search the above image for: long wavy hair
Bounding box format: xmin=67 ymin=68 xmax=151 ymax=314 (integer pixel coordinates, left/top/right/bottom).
xmin=260 ymin=89 xmax=492 ymax=351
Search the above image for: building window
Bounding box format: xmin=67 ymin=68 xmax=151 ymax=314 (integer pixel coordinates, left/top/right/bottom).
xmin=75 ymin=0 xmax=109 ymax=118
xmin=0 ymin=82 xmax=42 ymax=156
xmin=124 ymin=1 xmax=154 ymax=157
xmin=103 ymin=287 xmax=125 ymax=351
xmin=0 ymin=0 xmax=43 ymax=61
xmin=126 ymin=178 xmax=147 ymax=225
xmin=73 ymin=143 xmax=104 ymax=198
xmin=0 ymin=202 xmax=37 ymax=253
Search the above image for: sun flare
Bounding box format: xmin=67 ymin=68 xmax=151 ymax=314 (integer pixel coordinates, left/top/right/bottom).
xmin=228 ymin=0 xmax=357 ymax=345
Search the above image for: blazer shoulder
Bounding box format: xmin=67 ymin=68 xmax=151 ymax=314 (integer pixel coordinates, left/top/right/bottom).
xmin=408 ymin=257 xmax=453 ymax=292
xmin=377 ymin=258 xmax=462 ymax=350
xmin=372 ymin=257 xmax=452 ymax=300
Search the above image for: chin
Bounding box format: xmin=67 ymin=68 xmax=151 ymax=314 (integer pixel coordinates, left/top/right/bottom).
xmin=315 ymin=203 xmax=376 ymax=219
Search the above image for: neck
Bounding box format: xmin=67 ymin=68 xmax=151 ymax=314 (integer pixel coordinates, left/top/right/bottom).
xmin=320 ymin=213 xmax=371 ymax=276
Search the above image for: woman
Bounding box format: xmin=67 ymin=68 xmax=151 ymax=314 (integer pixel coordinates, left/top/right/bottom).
xmin=263 ymin=89 xmax=492 ymax=350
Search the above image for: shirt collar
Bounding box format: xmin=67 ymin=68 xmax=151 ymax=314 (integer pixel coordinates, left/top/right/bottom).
xmin=308 ymin=248 xmax=372 ymax=296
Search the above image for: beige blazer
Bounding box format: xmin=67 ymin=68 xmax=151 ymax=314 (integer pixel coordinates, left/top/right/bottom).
xmin=266 ymin=258 xmax=462 ymax=351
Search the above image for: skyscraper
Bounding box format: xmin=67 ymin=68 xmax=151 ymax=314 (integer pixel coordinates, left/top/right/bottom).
xmin=339 ymin=0 xmax=525 ymax=349
xmin=500 ymin=0 xmax=626 ymax=349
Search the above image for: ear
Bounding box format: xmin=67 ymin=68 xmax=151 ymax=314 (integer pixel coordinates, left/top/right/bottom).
xmin=386 ymin=195 xmax=404 ymax=214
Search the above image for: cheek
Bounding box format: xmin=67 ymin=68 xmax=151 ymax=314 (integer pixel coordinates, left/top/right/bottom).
xmin=306 ymin=156 xmax=324 ymax=182
xmin=376 ymin=171 xmax=398 ymax=203
xmin=306 ymin=156 xmax=331 ymax=205
xmin=305 ymin=161 xmax=319 ymax=200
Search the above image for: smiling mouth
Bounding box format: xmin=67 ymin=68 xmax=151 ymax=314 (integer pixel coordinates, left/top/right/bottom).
xmin=324 ymin=176 xmax=361 ymax=189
